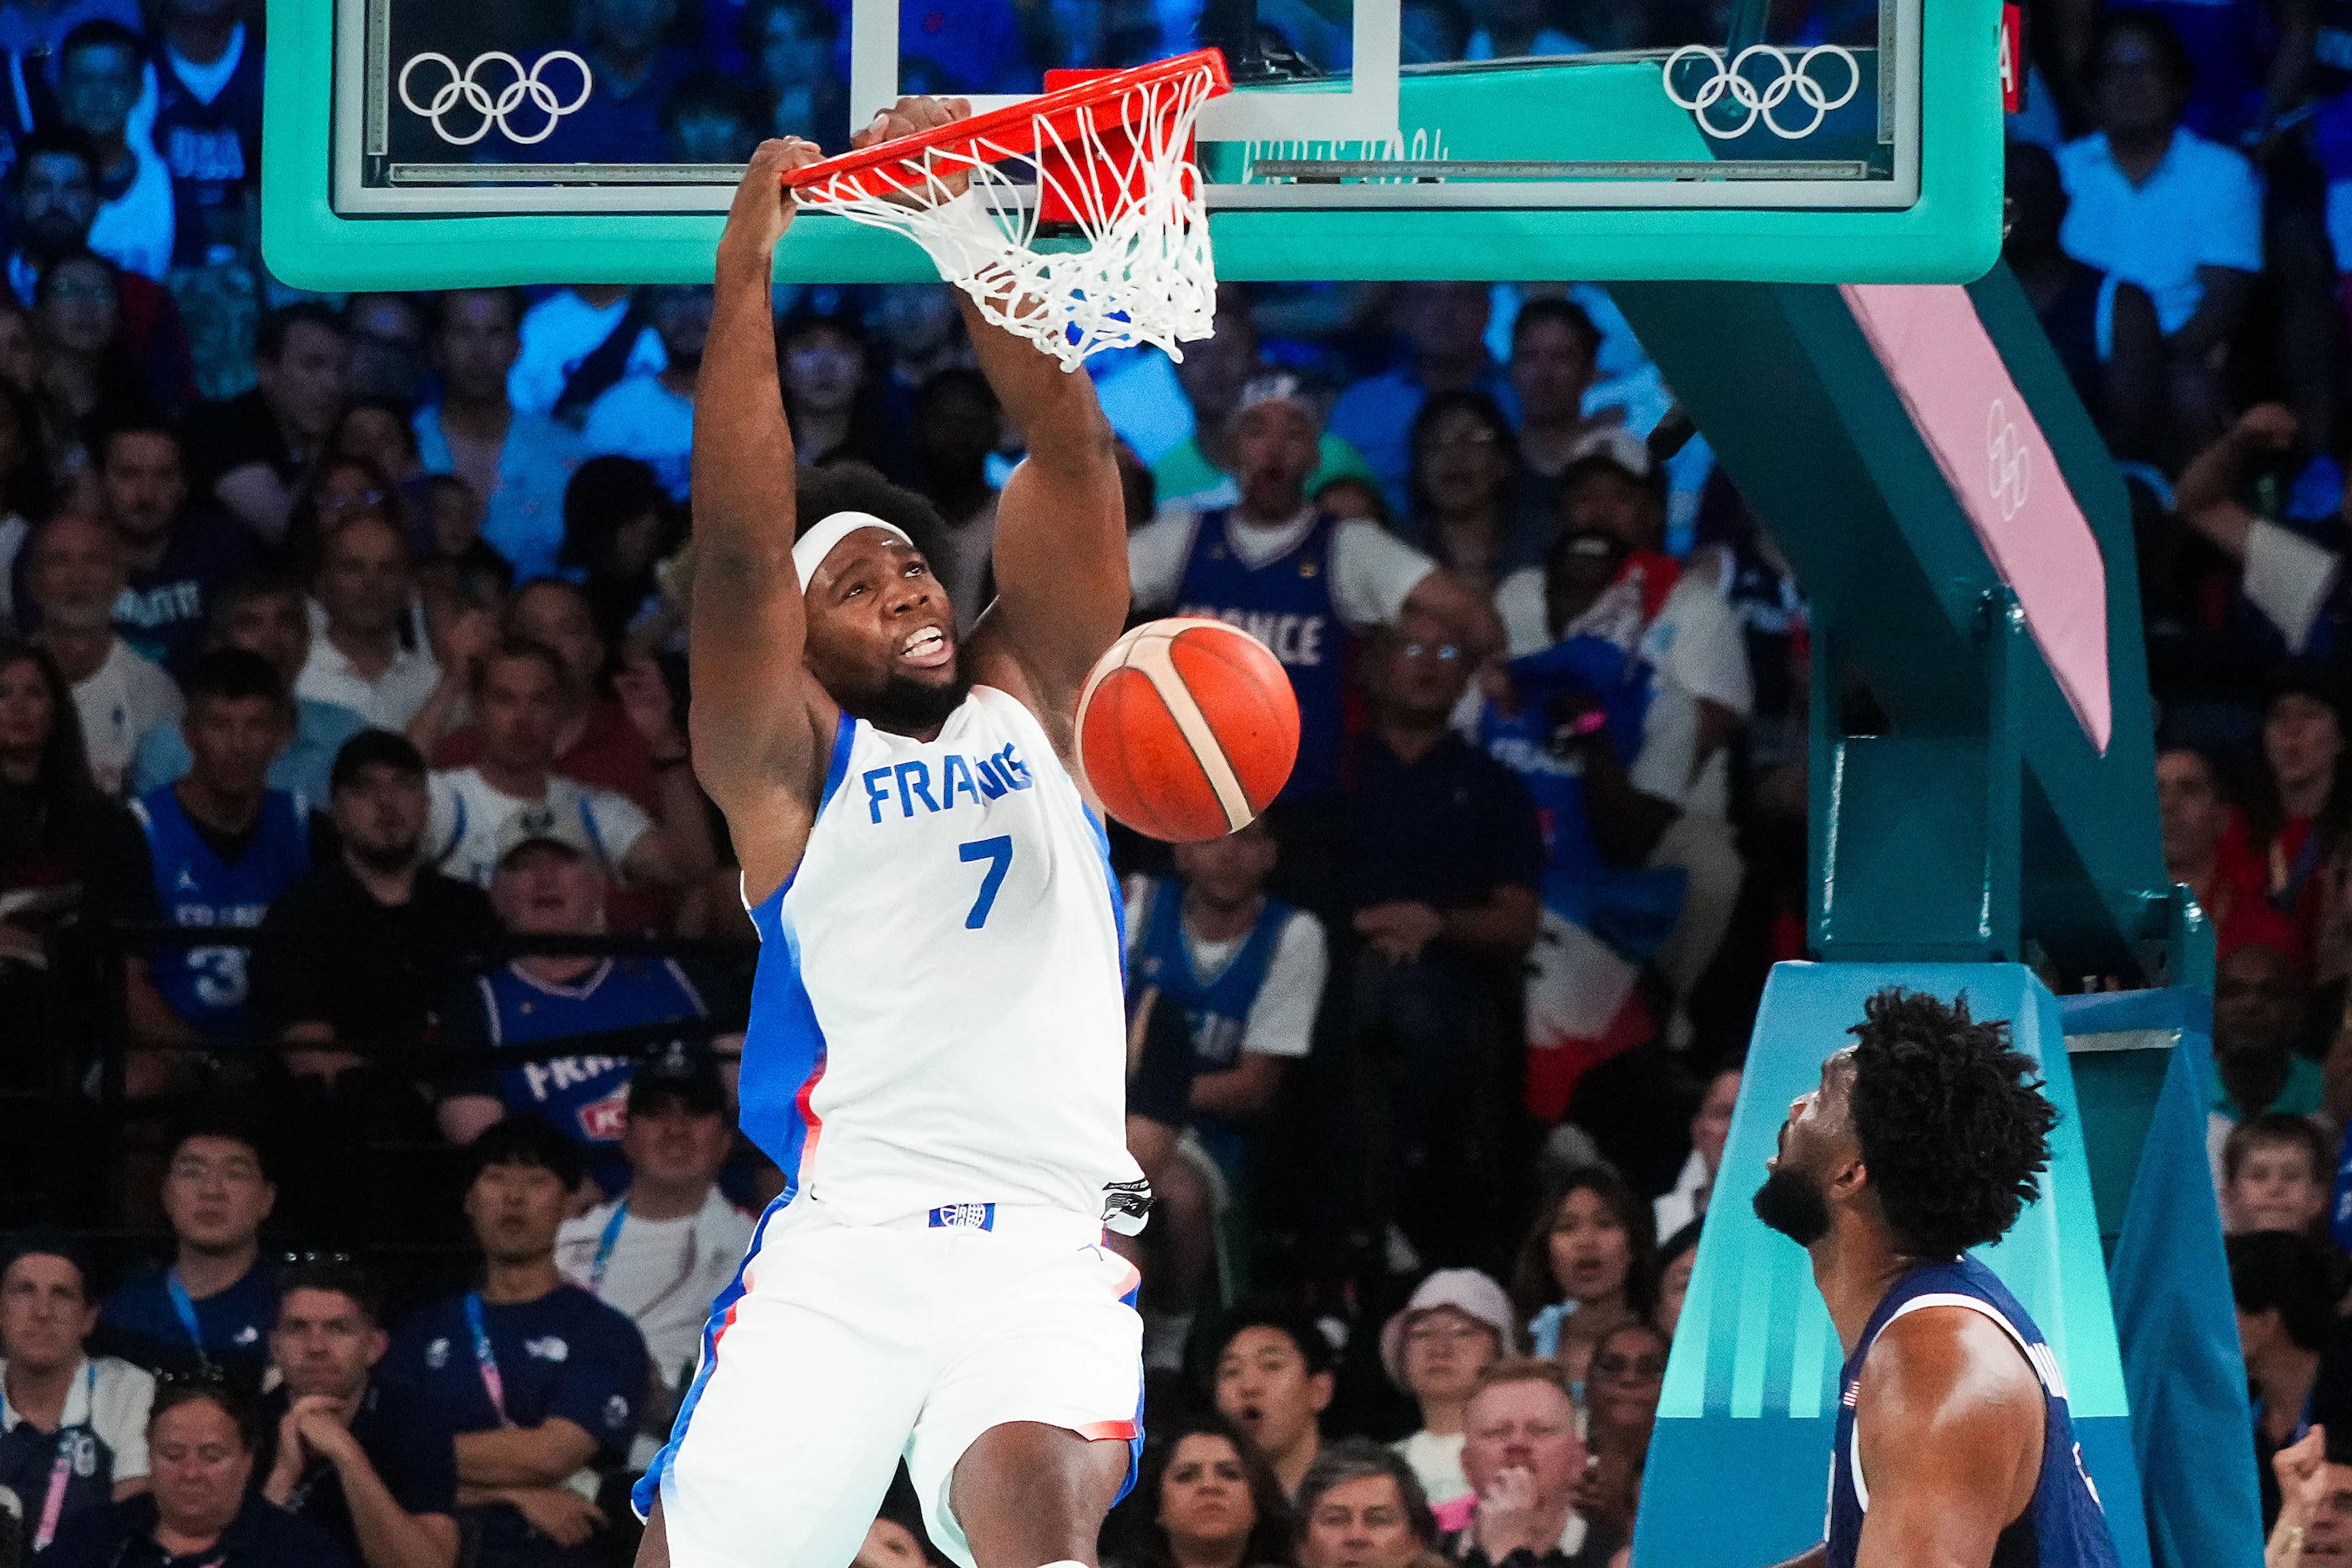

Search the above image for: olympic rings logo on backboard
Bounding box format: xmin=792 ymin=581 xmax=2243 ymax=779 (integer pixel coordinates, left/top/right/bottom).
xmin=1662 ymin=44 xmax=1860 ymax=139
xmin=398 ymin=51 xmax=594 ymax=147
xmin=1985 ymin=399 xmax=2031 ymax=520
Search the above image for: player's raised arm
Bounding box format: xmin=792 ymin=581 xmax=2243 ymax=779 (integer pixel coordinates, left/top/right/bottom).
xmin=687 ymin=140 xmax=838 ymax=893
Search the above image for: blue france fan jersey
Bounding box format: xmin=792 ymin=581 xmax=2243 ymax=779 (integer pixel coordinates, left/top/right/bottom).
xmin=1174 ymin=508 xmax=1347 ymax=802
xmin=1128 ymin=879 xmax=1290 ymax=1075
xmin=129 ymin=786 xmax=311 ymax=1041
xmin=1828 ymin=1257 xmax=2121 ymax=1568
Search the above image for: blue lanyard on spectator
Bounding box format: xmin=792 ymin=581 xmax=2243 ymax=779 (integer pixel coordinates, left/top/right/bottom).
xmin=164 ymin=1271 xmax=214 ymax=1369
xmin=588 ymin=1202 xmax=629 ymax=1297
xmin=31 ymin=1362 xmax=96 ymax=1552
xmin=462 ymin=1292 xmax=510 ymax=1426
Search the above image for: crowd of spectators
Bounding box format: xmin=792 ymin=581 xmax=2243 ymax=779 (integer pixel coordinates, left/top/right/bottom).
xmin=0 ymin=0 xmax=2350 ymax=1564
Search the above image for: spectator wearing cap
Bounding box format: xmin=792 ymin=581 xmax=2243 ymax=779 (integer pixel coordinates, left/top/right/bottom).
xmin=98 ymin=1114 xmax=279 ymax=1382
xmin=130 ymin=574 xmax=368 ymax=804
xmin=37 ymin=1376 xmax=355 ymax=1568
xmin=1127 ymin=373 xmax=1497 ymax=912
xmin=23 ymin=510 xmax=180 ymax=797
xmin=1328 ymin=282 xmax=1515 ymax=513
xmin=258 ymin=1261 xmax=459 ymax=1568
xmin=1211 ymin=1307 xmax=1335 ymax=1499
xmin=412 ymin=291 xmax=584 ymax=585
xmin=1151 ymin=286 xmax=1375 ymax=513
xmin=295 ymin=511 xmax=443 ymax=735
xmin=432 ymin=802 xmax=732 ymax=1174
xmin=1292 ymin=1441 xmax=1439 ymax=1568
xmin=382 ymin=1117 xmax=650 ymax=1568
xmin=2217 ymin=669 xmax=2349 ymax=964
xmin=1381 ymin=1270 xmax=1516 ymax=1510
xmin=183 ymin=303 xmax=351 ymax=546
xmin=0 ymin=1236 xmax=155 ymax=1560
xmin=127 ymin=648 xmax=316 ymax=1050
xmin=1651 ymin=1063 xmax=1739 ymax=1240
xmin=422 ymin=640 xmax=703 ymax=896
xmin=554 ymin=1055 xmax=752 ymax=1449
xmin=1443 ymin=1360 xmax=1618 ymax=1568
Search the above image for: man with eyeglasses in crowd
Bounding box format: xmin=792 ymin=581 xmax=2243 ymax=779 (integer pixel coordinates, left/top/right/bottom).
xmin=0 ymin=1235 xmax=154 ymax=1560
xmin=97 ymin=1111 xmax=278 ymax=1383
xmin=258 ymin=1258 xmax=459 ymax=1568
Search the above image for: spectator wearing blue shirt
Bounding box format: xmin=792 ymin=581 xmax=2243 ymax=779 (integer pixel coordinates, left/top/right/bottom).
xmin=1328 ymin=283 xmax=1517 ymax=513
xmin=259 ymin=1261 xmax=459 ymax=1568
xmin=99 ymin=1113 xmax=279 ymax=1383
xmin=384 ymin=1118 xmax=649 ymax=1568
xmin=581 ymin=286 xmax=709 ymax=503
xmin=53 ymin=21 xmax=174 ymax=281
xmin=151 ymin=0 xmax=264 ymax=268
xmin=414 ymin=291 xmax=584 ymax=585
xmin=130 ymin=574 xmax=366 ymax=802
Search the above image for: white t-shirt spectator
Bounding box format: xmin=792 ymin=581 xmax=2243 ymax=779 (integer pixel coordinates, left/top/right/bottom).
xmin=581 ymin=374 xmax=694 ymax=501
xmin=1393 ymin=1429 xmax=1471 ymax=1508
xmin=426 ymin=766 xmax=651 ymax=888
xmin=89 ymin=139 xmax=175 ymax=282
xmin=1120 ymin=874 xmax=1327 ymax=1064
xmin=2056 ymin=128 xmax=2263 ymax=335
xmin=1126 ymin=505 xmax=1438 ymax=629
xmin=556 ymin=1189 xmax=754 ymax=1390
xmin=0 ymin=1353 xmax=156 ymax=1486
xmin=508 ymin=289 xmax=667 ymax=418
xmin=294 ymin=633 xmax=441 ymax=733
xmin=2242 ymin=519 xmax=2342 ymax=654
xmin=1653 ymin=1148 xmax=1711 ymax=1239
xmin=73 ymin=637 xmax=181 ymax=797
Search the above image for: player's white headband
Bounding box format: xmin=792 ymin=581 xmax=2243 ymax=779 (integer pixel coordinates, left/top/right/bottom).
xmin=792 ymin=511 xmax=914 ymax=593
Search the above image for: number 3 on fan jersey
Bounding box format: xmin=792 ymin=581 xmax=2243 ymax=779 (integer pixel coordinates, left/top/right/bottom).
xmin=959 ymin=836 xmax=1014 ymax=929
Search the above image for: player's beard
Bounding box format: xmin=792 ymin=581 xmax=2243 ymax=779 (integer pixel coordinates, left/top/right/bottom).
xmin=1753 ymin=1164 xmax=1832 ymax=1246
xmin=861 ymin=653 xmax=973 ymax=733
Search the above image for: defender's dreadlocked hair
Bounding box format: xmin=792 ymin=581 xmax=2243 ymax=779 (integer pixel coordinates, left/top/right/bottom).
xmin=1847 ymin=989 xmax=2058 ymax=1256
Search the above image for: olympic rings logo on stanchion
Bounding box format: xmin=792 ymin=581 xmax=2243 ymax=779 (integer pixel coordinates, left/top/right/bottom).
xmin=1985 ymin=398 xmax=2031 ymax=521
xmin=1662 ymin=43 xmax=1859 ymax=139
xmin=398 ymin=50 xmax=594 ymax=147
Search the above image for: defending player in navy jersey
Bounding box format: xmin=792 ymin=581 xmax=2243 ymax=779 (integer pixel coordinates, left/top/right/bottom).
xmin=634 ymin=110 xmax=1149 ymax=1568
xmin=1750 ymin=989 xmax=2122 ymax=1568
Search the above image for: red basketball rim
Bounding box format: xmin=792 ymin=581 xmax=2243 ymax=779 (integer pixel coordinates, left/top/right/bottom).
xmin=782 ymin=47 xmax=1232 ymax=200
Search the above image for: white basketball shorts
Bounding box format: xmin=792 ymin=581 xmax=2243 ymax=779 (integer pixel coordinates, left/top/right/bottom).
xmin=639 ymin=1197 xmax=1145 ymax=1568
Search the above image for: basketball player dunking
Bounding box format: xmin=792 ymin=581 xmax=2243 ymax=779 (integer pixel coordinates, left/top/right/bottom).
xmin=632 ymin=112 xmax=1151 ymax=1568
xmin=1749 ymin=989 xmax=2122 ymax=1568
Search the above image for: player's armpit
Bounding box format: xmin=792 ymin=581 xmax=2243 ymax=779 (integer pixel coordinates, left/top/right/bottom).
xmin=1851 ymin=1309 xmax=2044 ymax=1568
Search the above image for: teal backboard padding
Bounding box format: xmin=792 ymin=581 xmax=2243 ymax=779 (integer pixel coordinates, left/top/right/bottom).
xmin=1632 ymin=961 xmax=2151 ymax=1568
xmin=261 ymin=0 xmax=2003 ymax=290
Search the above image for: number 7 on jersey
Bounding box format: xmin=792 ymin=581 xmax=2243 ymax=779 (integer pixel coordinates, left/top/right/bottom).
xmin=959 ymin=836 xmax=1014 ymax=929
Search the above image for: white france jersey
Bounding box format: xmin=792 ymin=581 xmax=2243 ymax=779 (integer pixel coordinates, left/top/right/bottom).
xmin=739 ymin=685 xmax=1145 ymax=1226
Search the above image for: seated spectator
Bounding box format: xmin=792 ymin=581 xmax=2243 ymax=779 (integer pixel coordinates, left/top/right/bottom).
xmin=662 ymin=70 xmax=758 ymax=163
xmin=2233 ymin=1231 xmax=2338 ymax=1527
xmin=1211 ymin=1307 xmax=1334 ymax=1500
xmin=2157 ymin=743 xmax=2300 ymax=960
xmin=1117 ymin=1415 xmax=1292 ymax=1568
xmin=582 ymin=287 xmax=710 ymax=501
xmin=2223 ymin=1114 xmax=2334 ymax=1237
xmin=554 ymin=1055 xmax=751 ymax=1424
xmin=2216 ymin=670 xmax=2349 ymax=963
xmin=1378 ymin=1270 xmax=1515 ymax=1509
xmin=2056 ymin=13 xmax=2260 ymax=454
xmin=1122 ymin=817 xmax=1327 ymax=1359
xmin=1651 ymin=1064 xmax=1739 ymax=1238
xmin=258 ymin=1261 xmax=458 ymax=1568
xmin=1329 ymin=283 xmax=1514 ymax=511
xmin=903 ymin=368 xmax=1000 ymax=631
xmin=296 ymin=513 xmax=443 ymax=734
xmin=422 ymin=640 xmax=700 ymax=895
xmin=383 ymin=1116 xmax=649 ymax=1568
xmin=1574 ymin=1323 xmax=1666 ymax=1543
xmin=1292 ymin=1442 xmax=1437 ymax=1568
xmin=0 ymin=1235 xmax=154 ymax=1560
xmin=1151 ymin=289 xmax=1372 ymax=513
xmin=508 ymin=287 xmax=664 ymax=427
xmin=433 ymin=812 xmax=723 ymax=1162
xmin=1347 ymin=613 xmax=1540 ymax=1260
xmin=413 ymin=474 xmax=513 ymax=635
xmin=1649 ymin=1222 xmax=1699 ymax=1340
xmin=1504 ymin=299 xmax=1605 ymax=529
xmin=30 ymin=250 xmax=154 ymax=463
xmin=54 ymin=21 xmax=173 ymax=282
xmin=152 ymin=0 xmax=261 ymax=272
xmin=771 ymin=306 xmax=891 ymax=474
xmin=37 ymin=1376 xmax=354 ymax=1568
xmin=184 ymin=303 xmax=351 ymax=546
xmin=2209 ymin=942 xmax=2323 ymax=1180
xmin=97 ymin=419 xmax=255 ymax=676
xmin=1510 ymin=1170 xmax=1654 ymax=1392
xmin=1397 ymin=391 xmax=1540 ymax=594
xmin=2264 ymin=1429 xmax=2352 ymax=1566
xmin=413 ymin=291 xmax=584 ymax=585
xmin=99 ymin=1112 xmax=278 ymax=1382
xmin=342 ymin=297 xmax=428 ymax=407
xmin=2000 ymin=140 xmax=2161 ymax=453
xmin=854 ymin=1481 xmax=948 ymax=1568
xmin=1443 ymin=1361 xmax=1618 ymax=1568
xmin=131 ymin=574 xmax=367 ymax=803
xmin=331 ymin=399 xmax=434 ymax=543
xmin=23 ymin=511 xmax=179 ymax=795
xmin=557 ymin=458 xmax=673 ymax=653
xmin=2173 ymin=405 xmax=2352 ymax=666
xmin=740 ymin=0 xmax=852 ymax=149
xmin=127 ymin=649 xmax=314 ymax=1045
xmin=535 ymin=0 xmax=693 ymax=166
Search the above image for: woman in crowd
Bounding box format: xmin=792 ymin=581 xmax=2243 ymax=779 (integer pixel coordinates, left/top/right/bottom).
xmin=1510 ymin=1167 xmax=1657 ymax=1392
xmin=778 ymin=308 xmax=892 ymax=470
xmin=1378 ymin=1268 xmax=1515 ymax=1509
xmin=329 ymin=396 xmax=436 ymax=548
xmin=2222 ymin=670 xmax=2351 ymax=964
xmin=31 ymin=250 xmax=150 ymax=479
xmin=1398 ymin=389 xmax=1538 ymax=594
xmin=1576 ymin=1321 xmax=1669 ymax=1543
xmin=1112 ymin=1415 xmax=1294 ymax=1568
xmin=559 ymin=454 xmax=677 ymax=650
xmin=35 ymin=1376 xmax=353 ymax=1567
xmin=1650 ymin=1221 xmax=1701 ymax=1339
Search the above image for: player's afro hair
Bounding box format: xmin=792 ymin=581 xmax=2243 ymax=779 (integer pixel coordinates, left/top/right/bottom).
xmin=1847 ymin=988 xmax=2057 ymax=1256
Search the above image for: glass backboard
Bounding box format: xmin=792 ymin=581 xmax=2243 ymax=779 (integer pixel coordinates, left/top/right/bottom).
xmin=261 ymin=0 xmax=2003 ymax=290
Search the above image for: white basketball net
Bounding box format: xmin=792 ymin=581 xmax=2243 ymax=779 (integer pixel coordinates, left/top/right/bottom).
xmin=792 ymin=63 xmax=1223 ymax=372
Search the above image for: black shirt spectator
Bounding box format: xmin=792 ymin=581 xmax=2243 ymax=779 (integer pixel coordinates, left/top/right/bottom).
xmin=95 ymin=420 xmax=254 ymax=677
xmin=183 ymin=304 xmax=350 ymax=548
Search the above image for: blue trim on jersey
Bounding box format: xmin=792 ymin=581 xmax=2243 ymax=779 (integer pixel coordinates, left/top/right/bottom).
xmin=632 ymin=1194 xmax=789 ymax=1521
xmin=740 ymin=898 xmax=829 ymax=1198
xmin=1081 ymin=802 xmax=1126 ymax=988
xmin=818 ymin=713 xmax=857 ymax=812
xmin=1113 ymin=1276 xmax=1146 ymax=1506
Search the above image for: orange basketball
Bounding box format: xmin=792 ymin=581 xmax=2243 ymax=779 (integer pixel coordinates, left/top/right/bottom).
xmin=1075 ymin=618 xmax=1300 ymax=842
